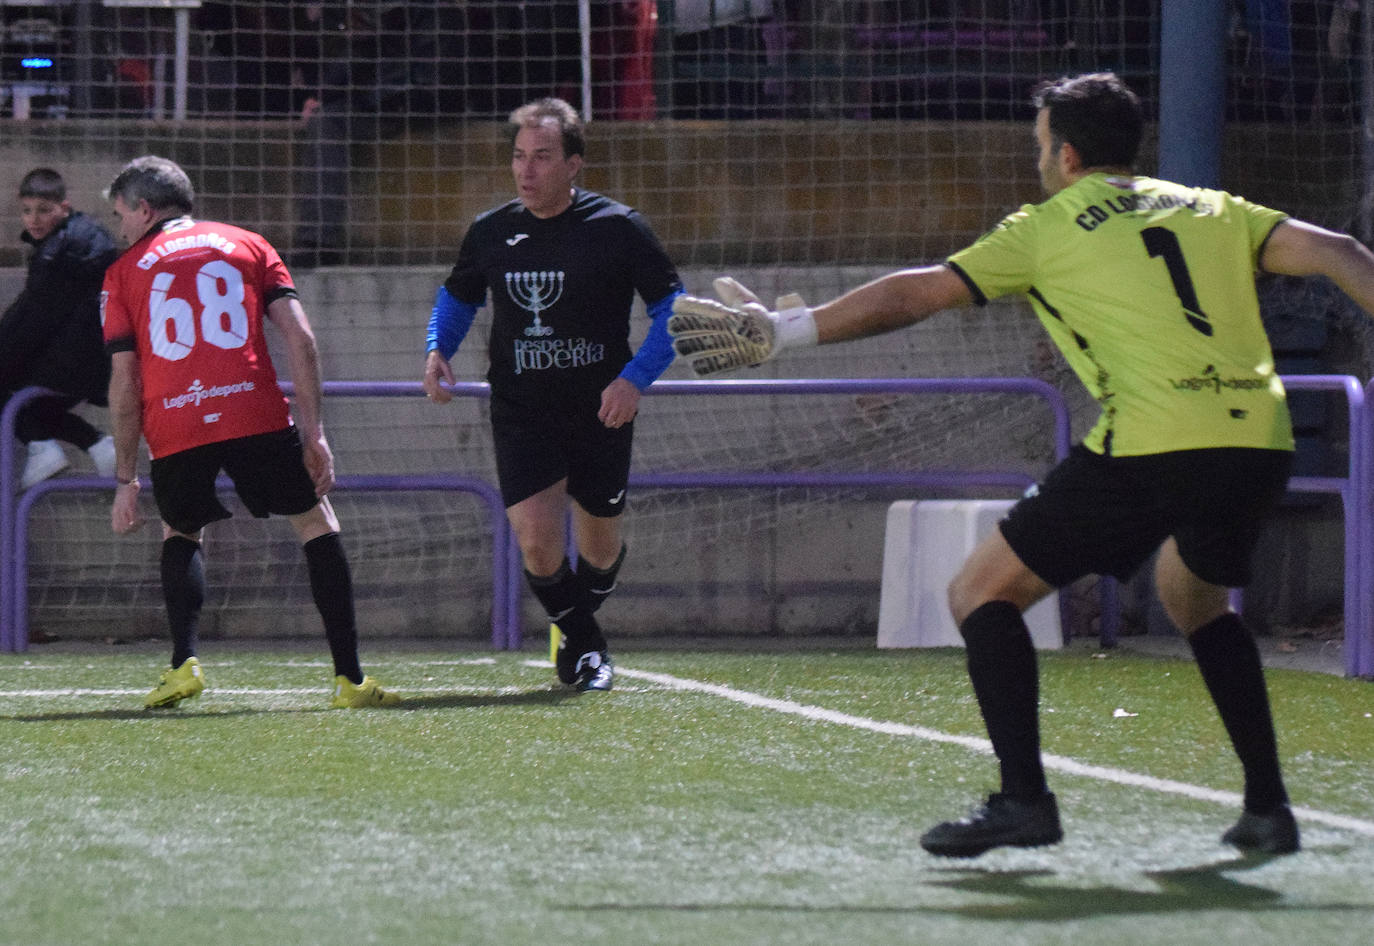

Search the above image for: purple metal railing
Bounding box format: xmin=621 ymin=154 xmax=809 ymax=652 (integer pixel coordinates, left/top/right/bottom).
xmin=1200 ymin=376 xmax=1369 ymax=676
xmin=1286 ymin=376 xmax=1368 ymax=677
xmin=2 ymin=382 xmax=511 ymax=652
xmin=5 ymin=376 xmax=1372 ymax=676
xmin=504 ymin=377 xmax=1073 ymax=650
xmin=7 ymin=472 xmax=509 ymax=653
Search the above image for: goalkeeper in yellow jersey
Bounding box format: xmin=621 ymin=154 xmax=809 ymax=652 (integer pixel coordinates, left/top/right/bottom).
xmin=670 ymin=72 xmax=1374 ymax=858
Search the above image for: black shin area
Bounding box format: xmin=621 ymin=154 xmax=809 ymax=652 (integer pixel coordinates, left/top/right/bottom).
xmin=160 ymin=536 xmax=205 ymax=668
xmin=527 ymin=559 xmax=605 ymax=654
xmin=1188 ymin=612 xmax=1289 ymax=813
xmin=526 ymin=558 xmax=580 ymax=624
xmin=576 ymin=543 xmax=626 ymax=615
xmin=304 ymin=532 xmax=362 ymax=684
xmin=959 ymin=600 xmax=1047 ymax=798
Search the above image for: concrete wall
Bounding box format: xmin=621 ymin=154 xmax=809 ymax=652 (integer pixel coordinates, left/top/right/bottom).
xmin=2 ymin=117 xmax=1355 ymax=644
xmin=1 ymin=119 xmax=1355 ymax=268
xmin=7 ymin=260 xmax=1348 ymax=646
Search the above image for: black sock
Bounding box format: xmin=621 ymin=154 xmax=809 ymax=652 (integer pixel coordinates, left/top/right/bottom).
xmin=1188 ymin=612 xmax=1289 ymax=813
xmin=577 ymin=543 xmax=626 ymax=615
xmin=304 ymin=533 xmax=362 ymax=684
xmin=527 ymin=559 xmax=605 ymax=652
xmin=959 ymin=600 xmax=1047 ymax=798
xmin=160 ymin=536 xmax=204 ymax=668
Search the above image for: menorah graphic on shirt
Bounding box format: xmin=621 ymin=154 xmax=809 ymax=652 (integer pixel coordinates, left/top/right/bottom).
xmin=505 ymin=270 xmax=564 ymax=337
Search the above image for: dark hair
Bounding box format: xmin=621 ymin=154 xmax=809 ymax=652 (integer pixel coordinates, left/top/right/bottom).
xmin=508 ymin=97 xmax=585 ymax=159
xmin=1032 ymin=72 xmax=1143 ymax=169
xmin=18 ymin=168 xmax=65 ymax=202
xmin=107 ymin=156 xmax=195 ymax=215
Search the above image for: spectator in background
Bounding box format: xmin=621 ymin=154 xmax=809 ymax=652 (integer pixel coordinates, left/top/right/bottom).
xmin=462 ymin=2 xmax=582 ymax=117
xmin=1323 ymin=0 xmax=1361 ymax=120
xmin=773 ymin=0 xmax=862 ymax=118
xmin=291 ymin=2 xmax=443 ymax=267
xmin=592 ymin=0 xmax=659 ymax=119
xmin=1231 ymin=0 xmax=1349 ymax=121
xmin=195 ymin=1 xmax=301 ymax=116
xmin=670 ymin=0 xmax=775 ymax=118
xmin=0 ymin=168 xmax=118 ymax=491
xmin=291 ymin=1 xmax=367 ymax=266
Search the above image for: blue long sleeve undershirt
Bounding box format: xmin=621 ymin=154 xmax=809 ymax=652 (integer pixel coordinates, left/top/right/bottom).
xmin=425 ymin=284 xmax=681 ymax=391
xmin=425 ymin=285 xmax=479 ymax=359
xmin=619 ymin=288 xmax=683 ymax=391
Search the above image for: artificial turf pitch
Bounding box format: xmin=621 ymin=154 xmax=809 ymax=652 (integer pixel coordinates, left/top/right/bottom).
xmin=0 ymin=642 xmax=1370 ymax=945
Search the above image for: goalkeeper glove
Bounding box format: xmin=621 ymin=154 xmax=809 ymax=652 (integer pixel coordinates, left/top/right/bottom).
xmin=668 ymin=277 xmax=818 ymax=377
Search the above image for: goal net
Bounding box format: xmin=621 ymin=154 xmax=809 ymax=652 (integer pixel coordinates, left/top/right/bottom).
xmin=6 ymin=2 xmax=1371 ymax=644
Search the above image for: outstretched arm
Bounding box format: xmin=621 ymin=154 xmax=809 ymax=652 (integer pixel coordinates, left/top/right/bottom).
xmin=810 ymin=265 xmax=974 ymax=343
xmin=1260 ymin=219 xmax=1374 ymax=315
xmin=669 ymin=265 xmax=973 ymax=376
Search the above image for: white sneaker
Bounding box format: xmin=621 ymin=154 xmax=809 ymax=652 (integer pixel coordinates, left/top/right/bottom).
xmin=19 ymin=440 xmax=69 ymax=491
xmin=87 ymin=434 xmax=117 ymax=478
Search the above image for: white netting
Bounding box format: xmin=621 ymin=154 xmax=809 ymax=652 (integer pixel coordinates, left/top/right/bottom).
xmin=5 ymin=3 xmax=1372 ymax=642
xmin=19 ymin=263 xmax=1083 ymax=641
xmin=1 ymin=4 xmax=1363 ymax=265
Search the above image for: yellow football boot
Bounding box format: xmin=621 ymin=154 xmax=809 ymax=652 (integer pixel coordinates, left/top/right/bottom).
xmin=144 ymin=657 xmax=205 ymax=709
xmin=330 ymin=675 xmax=401 ymax=708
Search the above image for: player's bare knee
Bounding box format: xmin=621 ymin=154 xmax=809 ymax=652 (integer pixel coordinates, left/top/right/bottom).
xmin=1158 ymin=594 xmax=1229 ymax=637
xmin=288 ymin=502 xmax=338 ymax=545
xmin=947 ymin=573 xmax=983 ymax=627
xmin=1154 ymin=547 xmax=1230 ymax=635
xmin=516 ymin=538 xmax=566 ymax=578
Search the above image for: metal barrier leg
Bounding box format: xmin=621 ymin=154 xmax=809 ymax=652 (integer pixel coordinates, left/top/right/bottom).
xmin=13 ymin=476 xmax=513 ymax=653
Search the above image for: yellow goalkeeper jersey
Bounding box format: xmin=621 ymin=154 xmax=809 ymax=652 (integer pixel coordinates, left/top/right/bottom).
xmin=947 ymin=172 xmax=1294 ymax=457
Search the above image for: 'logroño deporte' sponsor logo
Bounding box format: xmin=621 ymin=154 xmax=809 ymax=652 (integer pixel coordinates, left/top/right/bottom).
xmin=1169 ymin=364 xmax=1269 ymax=394
xmin=162 ymin=378 xmax=256 ymax=410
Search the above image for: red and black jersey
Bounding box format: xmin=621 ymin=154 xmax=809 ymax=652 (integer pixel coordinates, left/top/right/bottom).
xmin=102 ymin=217 xmax=295 ymax=459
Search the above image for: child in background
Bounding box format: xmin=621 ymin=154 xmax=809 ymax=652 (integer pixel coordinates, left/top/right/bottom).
xmin=0 ymin=167 xmax=119 ymax=490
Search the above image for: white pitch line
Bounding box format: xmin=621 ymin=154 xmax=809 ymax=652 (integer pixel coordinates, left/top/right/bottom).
xmin=609 ymin=664 xmax=1374 ymax=839
xmin=0 ymin=685 xmax=529 ymax=699
xmin=257 ymin=659 xmax=500 ymax=668
xmin=6 ymin=660 xmax=1371 ymax=839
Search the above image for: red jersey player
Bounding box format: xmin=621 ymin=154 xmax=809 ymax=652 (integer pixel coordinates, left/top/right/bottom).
xmin=102 ymin=155 xmax=399 ymax=710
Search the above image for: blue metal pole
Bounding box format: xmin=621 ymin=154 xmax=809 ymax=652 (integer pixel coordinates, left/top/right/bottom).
xmin=1158 ymin=1 xmax=1229 ymax=187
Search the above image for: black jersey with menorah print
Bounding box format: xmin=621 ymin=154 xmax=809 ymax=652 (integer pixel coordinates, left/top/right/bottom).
xmin=443 ymin=188 xmax=682 ymax=411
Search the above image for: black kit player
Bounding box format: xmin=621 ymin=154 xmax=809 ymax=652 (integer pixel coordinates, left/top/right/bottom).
xmin=423 ymin=98 xmax=684 ymax=691
xmin=670 ymin=72 xmax=1374 ymax=857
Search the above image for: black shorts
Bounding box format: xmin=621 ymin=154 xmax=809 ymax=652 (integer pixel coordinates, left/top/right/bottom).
xmin=489 ymin=394 xmax=634 ymax=517
xmin=150 ymin=427 xmax=320 ymax=535
xmin=1000 ymin=445 xmax=1293 ymax=589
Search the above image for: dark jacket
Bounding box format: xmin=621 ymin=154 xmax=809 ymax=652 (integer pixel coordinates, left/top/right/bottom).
xmin=0 ymin=211 xmax=118 ymax=404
